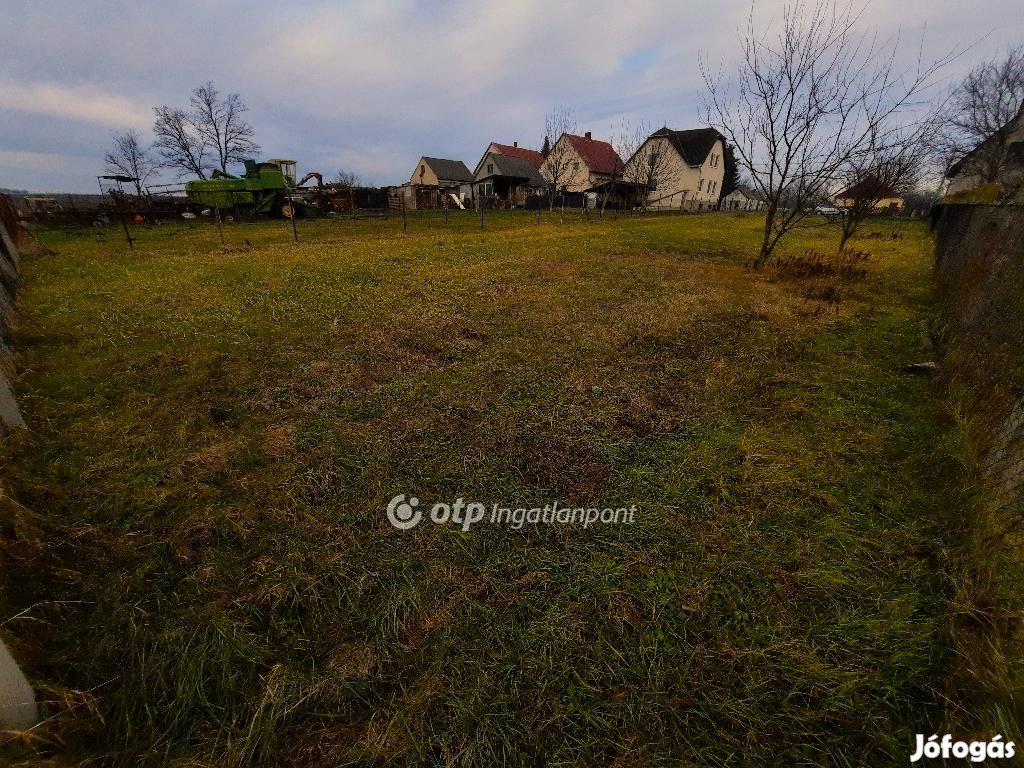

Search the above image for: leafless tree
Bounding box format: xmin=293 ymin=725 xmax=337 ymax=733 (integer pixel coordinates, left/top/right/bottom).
xmin=540 ymin=106 xmax=578 ymax=211
xmin=599 ymin=119 xmax=640 ymax=216
xmin=927 ymin=45 xmax=1024 ymax=181
xmin=104 ymin=129 xmax=156 ymax=196
xmin=190 ymin=82 xmax=259 ymax=174
xmin=153 ymin=81 xmax=259 ymax=179
xmin=334 ymin=169 xmax=361 ymax=186
xmin=153 ymin=105 xmax=207 ymax=179
xmin=701 ymin=0 xmax=955 ymax=268
xmin=835 ymin=129 xmax=924 ymax=250
xmin=622 ymin=124 xmax=679 ymax=214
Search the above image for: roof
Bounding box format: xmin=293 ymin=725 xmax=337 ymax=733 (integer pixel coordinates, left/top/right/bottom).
xmin=946 ymin=104 xmax=1024 ymax=179
xmin=836 ymin=174 xmax=902 ymax=200
xmin=649 ymin=127 xmax=724 ymax=166
xmin=563 ymin=134 xmax=622 ymax=175
xmin=476 ymin=153 xmax=546 ymax=186
xmin=490 ymin=143 xmax=545 ymax=169
xmin=419 ymin=157 xmax=474 ymax=183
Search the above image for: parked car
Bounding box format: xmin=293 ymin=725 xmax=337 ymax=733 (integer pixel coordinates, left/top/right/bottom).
xmin=812 ymin=204 xmax=842 ymax=217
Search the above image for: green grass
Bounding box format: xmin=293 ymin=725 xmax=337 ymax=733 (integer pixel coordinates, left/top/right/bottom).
xmin=1 ymin=213 xmax=964 ymax=765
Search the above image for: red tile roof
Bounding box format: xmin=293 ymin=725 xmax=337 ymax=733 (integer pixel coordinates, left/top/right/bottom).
xmin=564 ymin=134 xmax=622 ymax=175
xmin=490 ymin=143 xmax=545 ymax=169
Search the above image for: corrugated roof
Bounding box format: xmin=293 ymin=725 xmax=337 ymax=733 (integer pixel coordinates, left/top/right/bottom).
xmin=476 ymin=153 xmax=546 ymax=186
xmin=420 ymin=157 xmax=474 ymax=183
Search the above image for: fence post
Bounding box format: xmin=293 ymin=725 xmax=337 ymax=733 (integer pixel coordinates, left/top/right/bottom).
xmin=215 ymin=206 xmax=224 ymax=245
xmin=290 ymin=195 xmax=299 ymax=242
xmin=401 ymin=192 xmax=407 ymax=234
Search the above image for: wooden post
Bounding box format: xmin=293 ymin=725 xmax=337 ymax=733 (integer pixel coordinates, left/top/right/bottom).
xmin=401 ymin=192 xmax=407 ymax=233
xmin=114 ymin=189 xmax=134 ymax=250
xmin=215 ymin=206 xmax=224 ymax=245
xmin=289 ymin=194 xmax=299 ymax=242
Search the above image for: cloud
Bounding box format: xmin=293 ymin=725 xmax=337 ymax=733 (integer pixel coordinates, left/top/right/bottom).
xmin=0 ymin=79 xmax=152 ymax=130
xmin=0 ymin=0 xmax=1021 ymax=192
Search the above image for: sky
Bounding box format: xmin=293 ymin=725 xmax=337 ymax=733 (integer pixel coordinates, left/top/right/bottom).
xmin=1 ymin=0 xmax=1022 ymax=193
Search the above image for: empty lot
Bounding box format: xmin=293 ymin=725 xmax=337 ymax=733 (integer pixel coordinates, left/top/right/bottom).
xmin=2 ymin=213 xmax=961 ymax=765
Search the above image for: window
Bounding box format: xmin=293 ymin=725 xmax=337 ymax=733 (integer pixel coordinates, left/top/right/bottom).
xmin=572 ymin=161 xmax=579 ymax=173
xmin=487 ymin=163 xmax=493 ymax=174
xmin=698 ymin=179 xmax=704 ymax=192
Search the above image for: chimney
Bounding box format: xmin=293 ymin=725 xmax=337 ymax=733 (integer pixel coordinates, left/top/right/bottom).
xmin=585 ymin=131 xmax=592 ymax=140
xmin=513 ymin=141 xmax=518 ymax=147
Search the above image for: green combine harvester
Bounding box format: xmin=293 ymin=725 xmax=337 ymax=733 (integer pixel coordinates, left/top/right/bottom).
xmin=185 ymin=158 xmax=309 ymax=218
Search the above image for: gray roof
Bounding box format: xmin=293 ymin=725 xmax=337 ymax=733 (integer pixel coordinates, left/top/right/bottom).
xmin=421 ymin=157 xmax=473 ymax=183
xmin=475 ymin=153 xmax=546 ymax=186
xmin=650 ymin=127 xmax=724 ymax=166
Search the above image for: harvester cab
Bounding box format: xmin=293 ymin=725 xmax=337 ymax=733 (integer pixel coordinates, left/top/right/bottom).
xmin=268 ymin=159 xmax=297 ymax=187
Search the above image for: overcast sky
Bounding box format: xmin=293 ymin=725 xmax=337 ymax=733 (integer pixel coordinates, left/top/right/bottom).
xmin=2 ymin=0 xmax=1021 ymax=193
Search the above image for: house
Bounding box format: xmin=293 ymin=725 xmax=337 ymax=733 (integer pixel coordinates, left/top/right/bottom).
xmin=486 ymin=142 xmax=545 ymax=170
xmin=539 ymin=132 xmax=624 ymax=205
xmin=402 ymin=156 xmax=474 ymax=209
xmin=472 ymin=142 xmax=546 ymax=207
xmin=622 ymin=127 xmax=726 ymax=210
xmin=721 ymin=186 xmax=766 ymax=212
xmin=945 ymin=104 xmax=1024 ymax=199
xmin=833 ymin=175 xmax=905 ymax=212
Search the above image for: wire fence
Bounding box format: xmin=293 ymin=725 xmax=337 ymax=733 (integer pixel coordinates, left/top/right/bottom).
xmin=29 ymin=204 xmax=773 ymax=253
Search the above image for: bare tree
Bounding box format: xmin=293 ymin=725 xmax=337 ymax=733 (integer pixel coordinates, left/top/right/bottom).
xmin=622 ymin=124 xmax=679 ymax=214
xmin=190 ymin=81 xmax=259 ymax=175
xmin=835 ymin=130 xmax=924 ymax=250
xmin=701 ymin=0 xmax=955 ymax=268
xmin=153 ymin=105 xmax=207 ymax=179
xmin=153 ymin=81 xmax=259 ymax=179
xmin=598 ymin=119 xmax=634 ymax=216
xmin=334 ymin=169 xmax=361 ymax=186
xmin=540 ymin=107 xmax=578 ymax=211
xmin=104 ymin=129 xmax=156 ymax=196
xmin=928 ymin=45 xmax=1024 ymax=181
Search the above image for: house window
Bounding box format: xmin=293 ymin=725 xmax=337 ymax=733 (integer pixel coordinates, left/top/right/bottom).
xmin=572 ymin=161 xmax=579 ymax=173
xmin=487 ymin=163 xmax=493 ymax=174
xmin=698 ymin=179 xmax=704 ymax=192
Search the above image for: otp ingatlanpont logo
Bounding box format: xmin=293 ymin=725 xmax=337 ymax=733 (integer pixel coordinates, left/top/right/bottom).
xmin=386 ymin=494 xmax=421 ymax=529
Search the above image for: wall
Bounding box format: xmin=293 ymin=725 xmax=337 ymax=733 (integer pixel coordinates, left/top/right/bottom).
xmin=931 ymin=202 xmax=1024 ymax=728
xmin=0 ymin=193 xmax=35 ymax=730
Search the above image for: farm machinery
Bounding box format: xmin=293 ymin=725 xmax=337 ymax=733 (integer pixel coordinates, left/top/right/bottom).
xmin=184 ymin=159 xmax=355 ymax=218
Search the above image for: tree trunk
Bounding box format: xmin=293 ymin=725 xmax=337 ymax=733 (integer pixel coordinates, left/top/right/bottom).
xmin=753 ymin=205 xmax=778 ymax=269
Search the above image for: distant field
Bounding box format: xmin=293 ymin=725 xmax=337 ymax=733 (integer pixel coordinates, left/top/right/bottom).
xmin=2 ymin=212 xmax=963 ymax=765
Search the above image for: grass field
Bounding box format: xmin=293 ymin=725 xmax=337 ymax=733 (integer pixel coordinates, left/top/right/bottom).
xmin=1 ymin=211 xmax=965 ymax=765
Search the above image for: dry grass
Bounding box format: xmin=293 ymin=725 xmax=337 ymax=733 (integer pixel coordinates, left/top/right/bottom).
xmin=0 ymin=212 xmax=968 ymax=765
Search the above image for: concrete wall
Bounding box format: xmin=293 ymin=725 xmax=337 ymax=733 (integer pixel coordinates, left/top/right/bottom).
xmin=932 ymin=202 xmax=1024 ymax=569
xmin=0 ymin=193 xmax=35 ymax=731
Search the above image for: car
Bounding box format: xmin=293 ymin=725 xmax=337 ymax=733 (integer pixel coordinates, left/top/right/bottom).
xmin=812 ymin=204 xmax=842 ymax=217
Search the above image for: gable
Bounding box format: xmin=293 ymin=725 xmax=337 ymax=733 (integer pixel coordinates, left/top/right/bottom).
xmin=416 ymin=157 xmax=473 ymax=184
xmin=650 ymin=127 xmax=724 ymax=167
